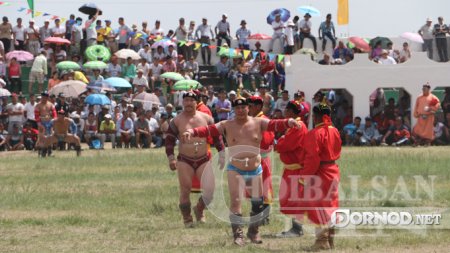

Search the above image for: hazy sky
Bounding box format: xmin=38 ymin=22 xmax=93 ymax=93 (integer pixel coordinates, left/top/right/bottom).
xmin=4 ymin=0 xmax=450 ymax=38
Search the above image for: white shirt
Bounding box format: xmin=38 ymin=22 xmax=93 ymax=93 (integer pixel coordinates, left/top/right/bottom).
xmin=272 ymin=21 xmax=285 ymax=35
xmin=133 ymin=76 xmax=148 ymax=88
xmin=51 ymin=26 xmax=66 ymax=36
xmin=195 ymin=24 xmax=214 ymax=38
xmin=150 ymin=64 xmax=163 ymax=78
xmin=420 ymin=24 xmax=434 ymax=40
xmin=153 ymin=51 xmax=165 ymax=61
xmin=284 ymin=27 xmax=294 ymax=46
xmin=7 ymin=102 xmax=24 ymax=122
xmin=378 ymin=56 xmax=397 ymax=65
xmin=24 ymin=102 xmax=36 ymax=121
xmin=275 ymin=98 xmax=289 ymax=112
xmin=12 ymin=25 xmax=25 ymax=41
xmin=150 ymin=28 xmax=164 ymax=37
xmin=138 ymin=48 xmax=152 ymax=63
xmin=236 ymin=27 xmax=251 ymax=45
xmin=298 ymin=19 xmax=312 ymax=32
xmin=137 ymin=63 xmax=150 ymax=77
xmin=71 ymin=24 xmax=84 ymax=42
xmin=174 ymin=26 xmax=187 ymax=41
xmin=216 ymin=21 xmax=230 ymax=34
xmin=25 ymin=26 xmax=39 ymax=38
xmin=85 ymin=20 xmax=97 ymax=40
xmin=148 ymin=117 xmax=159 ymax=133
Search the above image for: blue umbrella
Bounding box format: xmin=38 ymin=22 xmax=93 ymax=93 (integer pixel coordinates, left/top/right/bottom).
xmin=104 ymin=77 xmax=132 ymax=88
xmin=79 ymin=3 xmax=103 ymax=16
xmin=266 ymin=8 xmax=291 ymax=25
xmin=298 ymin=6 xmax=321 ymax=17
xmin=85 ymin=94 xmax=111 ymax=105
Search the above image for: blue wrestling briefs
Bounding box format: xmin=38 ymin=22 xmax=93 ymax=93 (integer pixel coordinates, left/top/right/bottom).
xmin=227 ymin=163 xmax=263 ymax=181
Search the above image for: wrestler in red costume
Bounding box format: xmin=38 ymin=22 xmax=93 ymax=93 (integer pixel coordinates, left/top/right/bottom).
xmin=301 ymin=103 xmax=342 ymax=251
xmin=247 ymin=95 xmax=275 ymax=224
xmin=275 ymin=100 xmax=308 ymax=238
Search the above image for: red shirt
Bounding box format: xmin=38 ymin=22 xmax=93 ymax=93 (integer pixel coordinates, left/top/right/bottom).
xmin=8 ymin=63 xmax=21 ymax=78
xmin=276 ymin=118 xmax=308 ymax=166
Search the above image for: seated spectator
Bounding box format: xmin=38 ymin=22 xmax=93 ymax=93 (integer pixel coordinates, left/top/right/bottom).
xmin=381 ymin=116 xmax=411 ymax=146
xmin=153 ymin=46 xmax=166 ymax=62
xmin=84 ymin=112 xmax=100 ymax=148
xmin=134 ymin=112 xmax=151 ymax=148
xmin=132 ymin=69 xmax=149 ymax=89
xmin=106 ymin=56 xmax=122 ymax=78
xmin=370 ymin=41 xmax=383 ymax=61
xmin=332 ymin=41 xmax=352 ymax=63
xmin=70 ymin=112 xmax=84 ymax=139
xmin=184 ymin=56 xmax=199 ymax=80
xmin=147 ymin=110 xmax=163 ymax=148
xmin=386 ymin=42 xmax=400 ymax=62
xmin=99 ymin=114 xmax=116 ymax=149
xmin=357 ymin=117 xmax=381 ymax=146
xmin=165 ymin=103 xmax=176 ymax=118
xmin=116 ymin=111 xmax=134 ymax=148
xmin=22 ymin=122 xmax=38 ymax=150
xmin=343 ymin=116 xmax=363 ymax=145
xmin=318 ymin=53 xmax=333 ymax=65
xmin=399 ymin=42 xmax=411 ymax=63
xmin=137 ymin=57 xmax=150 ymax=78
xmin=0 ymin=122 xmax=7 ymax=151
xmin=122 ymin=57 xmax=137 ymax=83
xmin=5 ymin=123 xmax=24 ymax=151
xmin=149 ymin=58 xmax=163 ymax=91
xmin=378 ymin=49 xmax=397 ymax=65
xmin=433 ymin=117 xmax=449 ymax=145
xmin=47 ymin=71 xmax=61 ymax=90
xmin=216 ymin=56 xmax=231 ymax=79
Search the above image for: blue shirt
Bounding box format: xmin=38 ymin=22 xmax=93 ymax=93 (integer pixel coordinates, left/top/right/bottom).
xmin=320 ymin=21 xmax=334 ymax=34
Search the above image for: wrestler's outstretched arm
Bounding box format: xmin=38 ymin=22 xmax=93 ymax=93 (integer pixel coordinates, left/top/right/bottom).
xmin=165 ymin=120 xmax=179 ymax=171
xmin=182 ymin=122 xmax=225 ymax=142
xmin=261 ymin=117 xmax=301 ymax=133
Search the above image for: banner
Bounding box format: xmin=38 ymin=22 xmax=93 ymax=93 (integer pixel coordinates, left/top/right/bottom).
xmin=27 ymin=0 xmax=34 ymax=17
xmin=337 ymin=0 xmax=349 ymax=25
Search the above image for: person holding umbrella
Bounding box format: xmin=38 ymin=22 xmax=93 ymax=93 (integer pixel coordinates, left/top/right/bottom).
xmin=85 ymin=9 xmax=100 ymax=47
xmin=298 ymin=13 xmax=317 ymax=52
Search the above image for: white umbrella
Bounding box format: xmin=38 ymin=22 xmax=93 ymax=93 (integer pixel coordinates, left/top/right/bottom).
xmin=0 ymin=88 xmax=11 ymax=97
xmin=49 ymin=80 xmax=87 ymax=98
xmin=115 ymin=49 xmax=141 ymax=60
xmin=133 ymin=92 xmax=161 ymax=110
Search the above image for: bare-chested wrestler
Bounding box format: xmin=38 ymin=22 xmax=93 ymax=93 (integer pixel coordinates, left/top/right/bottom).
xmin=182 ymin=97 xmax=300 ymax=246
xmin=34 ymin=91 xmax=56 ymax=157
xmin=46 ymin=109 xmax=81 ymax=157
xmin=165 ymin=91 xmax=225 ymax=228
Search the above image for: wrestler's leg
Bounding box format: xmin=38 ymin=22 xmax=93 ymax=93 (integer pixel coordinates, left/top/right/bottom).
xmin=193 ymin=161 xmax=214 ymax=223
xmin=45 ymin=135 xmax=57 ymax=157
xmin=227 ymin=170 xmax=246 ymax=246
xmin=65 ymin=135 xmax=82 ymax=156
xmin=248 ymin=174 xmax=264 ymax=244
xmin=177 ymin=161 xmax=195 ymax=227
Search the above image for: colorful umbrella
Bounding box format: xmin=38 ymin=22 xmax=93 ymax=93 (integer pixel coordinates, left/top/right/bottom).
xmin=151 ymin=39 xmax=176 ymax=49
xmin=248 ymin=33 xmax=272 ymax=40
xmin=114 ymin=49 xmax=141 ymax=60
xmin=173 ymin=80 xmax=203 ymax=91
xmin=45 ymin=37 xmax=71 ymax=45
xmin=348 ymin=37 xmax=371 ymax=52
xmin=369 ymin=37 xmax=393 ymax=49
xmin=400 ymin=32 xmax=424 ymax=44
xmin=5 ymin=50 xmax=34 ymax=61
xmin=160 ymin=72 xmax=185 ymax=81
xmin=79 ymin=3 xmax=102 ymax=16
xmin=83 ymin=61 xmax=108 ymax=70
xmin=49 ymin=80 xmax=87 ymax=98
xmin=266 ymin=8 xmax=291 ymax=25
xmin=56 ymin=61 xmax=81 ymax=70
xmin=298 ymin=6 xmax=321 ymax=17
xmin=104 ymin=77 xmax=132 ymax=88
xmin=217 ymin=49 xmax=243 ymax=59
xmin=85 ymin=45 xmax=111 ymax=62
xmin=85 ymin=93 xmax=111 ymax=105
xmin=0 ymin=88 xmax=11 ymax=97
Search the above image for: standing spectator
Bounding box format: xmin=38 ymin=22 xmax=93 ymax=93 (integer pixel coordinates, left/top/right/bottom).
xmin=25 ymin=20 xmax=40 ymax=56
xmin=318 ymin=14 xmax=337 ymax=52
xmin=186 ymin=20 xmax=197 ymax=60
xmin=284 ymin=20 xmax=295 ymax=54
xmin=28 ymin=50 xmax=47 ymax=94
xmin=150 ymin=20 xmax=164 ymax=38
xmin=8 ymin=57 xmax=22 ymax=93
xmin=215 ymin=14 xmax=231 ymax=52
xmin=116 ymin=110 xmax=134 ymax=148
xmin=412 ymin=83 xmax=441 ymax=146
xmin=39 ymin=20 xmax=51 ymax=45
xmin=71 ymin=17 xmax=83 ymax=56
xmin=24 ymin=94 xmax=37 ymax=128
xmin=418 ymin=18 xmax=434 ymax=59
xmin=12 ymin=18 xmax=25 ymax=50
xmin=65 ymin=14 xmax=76 ymax=41
xmin=85 ymin=10 xmax=100 ymax=47
xmin=292 ymin=16 xmax=300 ymax=50
xmin=117 ymin=17 xmax=131 ymax=50
xmin=381 ymin=117 xmax=411 ymax=146
xmin=51 ymin=18 xmax=66 ymax=38
xmin=104 ymin=20 xmax=117 ymax=53
xmin=298 ymin=13 xmax=317 ymax=52
xmin=99 ymin=114 xmax=116 ymax=148
xmin=399 ymin=42 xmax=411 ymax=63
xmin=0 ymin=16 xmax=13 ymax=54
xmin=174 ymin=18 xmax=188 ymax=58
xmin=236 ymin=20 xmax=251 ymax=50
xmin=433 ymin=17 xmax=449 ymax=62
xmin=195 ymin=18 xmax=214 ymax=65
xmin=129 ymin=24 xmax=144 ymax=52
xmin=141 ymin=21 xmax=150 ymax=35
xmin=269 ymin=14 xmax=285 ymax=52
xmin=274 ymin=90 xmax=290 ymax=113
xmin=215 ymin=89 xmax=231 ymax=121
xmin=122 ymin=57 xmax=136 ymax=82
xmin=7 ymin=93 xmax=24 ymax=133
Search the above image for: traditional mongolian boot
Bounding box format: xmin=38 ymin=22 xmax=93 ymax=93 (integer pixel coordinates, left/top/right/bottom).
xmin=261 ymin=204 xmax=271 ymax=225
xmin=328 ymin=227 xmax=335 ymax=249
xmin=310 ymin=227 xmax=331 ymax=251
xmin=193 ymin=196 xmax=207 ymax=223
xmin=75 ymin=146 xmax=81 ymax=157
xmin=230 ymin=213 xmax=245 ymax=246
xmin=247 ymin=198 xmax=264 ymax=244
xmin=179 ymin=203 xmax=194 ymax=228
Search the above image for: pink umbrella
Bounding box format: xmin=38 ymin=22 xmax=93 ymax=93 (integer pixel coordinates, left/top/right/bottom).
xmin=133 ymin=92 xmax=160 ymax=110
xmin=6 ymin=50 xmax=34 ymax=61
xmin=151 ymin=39 xmax=176 ymax=49
xmin=45 ymin=37 xmax=71 ymax=45
xmin=348 ymin=37 xmax=371 ymax=52
xmin=400 ymin=32 xmax=424 ymax=44
xmin=248 ymin=33 xmax=272 ymax=40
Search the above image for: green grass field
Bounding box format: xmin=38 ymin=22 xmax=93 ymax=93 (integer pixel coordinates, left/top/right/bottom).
xmin=0 ymin=147 xmax=449 ymax=252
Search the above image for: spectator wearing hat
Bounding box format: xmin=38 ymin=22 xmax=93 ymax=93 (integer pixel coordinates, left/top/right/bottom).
xmin=25 ymin=19 xmax=40 ymax=56
xmin=378 ymin=49 xmax=397 ymax=65
xmin=284 ymin=20 xmax=295 ymax=54
xmin=51 ymin=18 xmax=66 ymax=38
xmin=0 ymin=17 xmax=13 ymax=54
xmin=7 ymin=93 xmax=24 ymax=133
xmin=39 ymin=20 xmax=52 ymax=45
xmin=12 ymin=18 xmax=25 ymax=50
xmin=318 ymin=14 xmax=337 ymax=52
xmin=269 ymin=14 xmax=285 ymax=53
xmin=215 ymin=14 xmax=231 ymax=53
xmin=195 ymin=18 xmax=215 ymax=65
xmin=132 ymin=68 xmax=149 ymax=89
xmin=236 ymin=20 xmax=251 ymax=50
xmin=433 ymin=17 xmax=449 ymax=62
xmin=418 ymin=18 xmax=434 ymax=59
xmin=298 ymin=13 xmax=317 ymax=52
